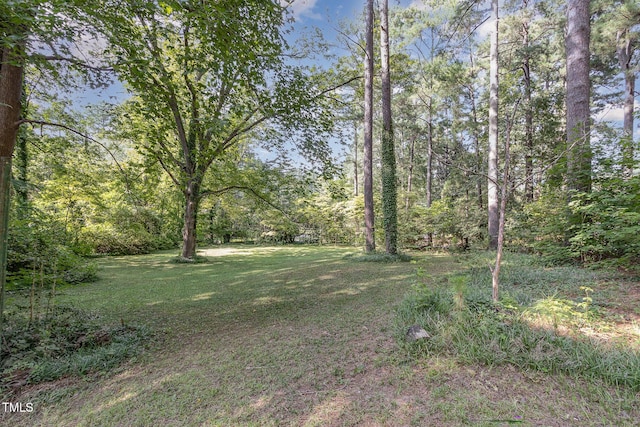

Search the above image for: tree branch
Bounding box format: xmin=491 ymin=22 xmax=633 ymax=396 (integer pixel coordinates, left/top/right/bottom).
xmin=310 ymin=75 xmax=362 ymax=101
xmin=200 ymin=185 xmax=296 ymax=222
xmin=153 ymin=151 xmax=181 ymax=188
xmin=33 ymin=54 xmax=114 ymax=72
xmin=16 ymin=119 xmax=138 ymax=200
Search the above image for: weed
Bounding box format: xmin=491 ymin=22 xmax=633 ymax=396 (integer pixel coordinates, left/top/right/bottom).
xmin=1 ymin=305 xmax=152 ymax=389
xmin=397 ymin=259 xmax=640 ymax=391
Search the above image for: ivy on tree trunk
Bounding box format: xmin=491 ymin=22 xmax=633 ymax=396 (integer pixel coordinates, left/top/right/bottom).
xmin=380 ymin=0 xmax=398 ymax=255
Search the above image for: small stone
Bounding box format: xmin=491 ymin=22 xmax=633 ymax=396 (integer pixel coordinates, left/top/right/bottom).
xmin=406 ymin=324 xmax=430 ymax=342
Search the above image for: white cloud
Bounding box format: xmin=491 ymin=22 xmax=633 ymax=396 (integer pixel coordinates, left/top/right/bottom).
xmin=476 ymin=17 xmax=494 ymax=40
xmin=595 ymin=101 xmax=640 ymax=123
xmin=281 ymin=0 xmax=321 ymax=20
xmin=595 ymin=102 xmax=640 ymax=140
xmin=409 ymin=0 xmax=429 ymax=11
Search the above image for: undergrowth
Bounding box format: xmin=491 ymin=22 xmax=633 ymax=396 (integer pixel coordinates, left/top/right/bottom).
xmin=1 ymin=305 xmax=152 ymax=391
xmin=397 ymin=255 xmax=640 ymax=392
xmin=169 ymin=255 xmax=210 ymax=264
xmin=344 ymin=252 xmax=412 ymax=263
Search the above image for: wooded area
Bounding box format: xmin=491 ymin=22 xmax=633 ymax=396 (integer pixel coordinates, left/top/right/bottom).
xmin=0 ymin=0 xmax=639 ymax=423
xmin=1 ymin=0 xmax=638 ymax=286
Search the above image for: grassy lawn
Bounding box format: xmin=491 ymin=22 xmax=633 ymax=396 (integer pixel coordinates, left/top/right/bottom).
xmin=2 ymin=245 xmax=639 ymax=426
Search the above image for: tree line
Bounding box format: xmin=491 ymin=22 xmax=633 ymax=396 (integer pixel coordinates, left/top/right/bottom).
xmin=1 ymin=0 xmax=639 ymax=315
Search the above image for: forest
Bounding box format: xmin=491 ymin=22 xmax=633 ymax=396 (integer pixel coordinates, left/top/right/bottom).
xmin=1 ymin=0 xmax=639 ymax=425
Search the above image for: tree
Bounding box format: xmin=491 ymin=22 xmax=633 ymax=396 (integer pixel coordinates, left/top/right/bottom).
xmin=593 ymin=0 xmax=639 ymax=176
xmin=87 ymin=0 xmax=337 ymax=259
xmin=0 ymin=15 xmax=24 ymax=336
xmin=380 ymin=0 xmax=398 ymax=254
xmin=566 ymin=0 xmax=592 ymax=196
xmin=488 ymin=0 xmax=500 ymax=250
xmin=364 ymin=0 xmax=376 ymax=253
xmin=521 ymin=0 xmax=534 ymax=202
xmin=1 ymin=0 xmax=111 ymax=345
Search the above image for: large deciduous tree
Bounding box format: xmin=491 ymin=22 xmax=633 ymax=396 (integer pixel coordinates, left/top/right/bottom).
xmin=88 ymin=0 xmax=335 ymax=259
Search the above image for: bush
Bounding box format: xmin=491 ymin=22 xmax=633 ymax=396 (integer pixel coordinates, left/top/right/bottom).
xmin=82 ymin=225 xmax=159 ymax=255
xmin=7 ymin=217 xmax=98 ymax=290
xmin=568 ymin=177 xmax=640 ymax=269
xmin=513 ymin=178 xmax=640 ymax=270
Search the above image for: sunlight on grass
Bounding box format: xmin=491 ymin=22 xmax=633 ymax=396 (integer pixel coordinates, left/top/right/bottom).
xmin=190 ymin=292 xmax=217 ymax=301
xmin=91 ymin=391 xmax=139 ymax=415
xmin=5 ymin=247 xmax=639 ymax=426
xmin=329 ymin=289 xmax=361 ymax=296
xmin=252 ymin=296 xmax=285 ymax=305
xmin=145 ymin=300 xmax=165 ymax=306
xmin=197 ymin=248 xmax=253 ymax=257
xmin=526 ymin=297 xmax=591 ymax=330
xmin=303 ymin=392 xmax=350 ymax=427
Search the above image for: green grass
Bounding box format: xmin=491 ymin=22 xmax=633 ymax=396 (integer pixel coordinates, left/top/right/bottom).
xmin=2 ymin=246 xmax=639 ymax=426
xmin=397 ymin=251 xmax=640 ymax=391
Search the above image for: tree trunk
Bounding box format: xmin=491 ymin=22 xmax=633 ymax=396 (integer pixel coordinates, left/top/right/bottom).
xmin=426 ymin=102 xmax=434 ymax=247
xmin=0 ymin=157 xmax=12 ymax=344
xmin=467 ymin=52 xmax=483 ymax=210
xmin=488 ymin=0 xmax=500 ymax=250
xmin=353 ymin=121 xmax=359 ymax=197
xmin=469 ymin=92 xmax=483 ymax=209
xmin=522 ymin=4 xmax=534 ymax=203
xmin=363 ymin=0 xmax=375 ymax=253
xmin=565 ymin=0 xmax=591 ymax=195
xmin=492 ymin=114 xmax=512 ymax=303
xmin=617 ymin=29 xmax=635 ymax=177
xmin=405 ymin=136 xmax=415 ymax=213
xmin=16 ymin=122 xmax=29 ymax=213
xmin=0 ymin=42 xmax=25 ymax=344
xmin=491 ymin=97 xmax=520 ymax=302
xmin=0 ymin=46 xmax=24 ymax=158
xmin=181 ymin=179 xmax=201 ymax=259
xmin=380 ymin=0 xmax=397 ymax=255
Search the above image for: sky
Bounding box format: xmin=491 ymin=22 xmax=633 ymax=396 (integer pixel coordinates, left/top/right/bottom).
xmin=73 ymin=0 xmax=637 ymax=142
xmin=75 ymin=0 xmax=364 ymax=106
xmin=285 ymin=0 xmax=362 ymax=24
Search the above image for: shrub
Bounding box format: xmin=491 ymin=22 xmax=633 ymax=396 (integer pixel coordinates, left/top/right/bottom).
xmin=82 ymin=225 xmax=159 ymax=255
xmin=513 ymin=178 xmax=640 ymax=270
xmin=568 ymin=177 xmax=640 ymax=269
xmin=7 ymin=217 xmax=98 ymax=290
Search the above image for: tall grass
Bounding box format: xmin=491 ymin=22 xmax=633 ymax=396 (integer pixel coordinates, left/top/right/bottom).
xmin=396 ymin=254 xmax=640 ymax=391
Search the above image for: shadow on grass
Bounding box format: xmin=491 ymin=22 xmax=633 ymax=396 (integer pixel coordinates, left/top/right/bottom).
xmin=2 ymin=245 xmax=423 ymax=425
xmin=48 ymin=245 xmax=413 ymax=341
